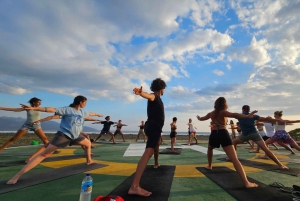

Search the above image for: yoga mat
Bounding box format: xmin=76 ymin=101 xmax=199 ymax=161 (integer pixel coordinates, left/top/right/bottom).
xmin=0 ymin=163 xmax=106 ymax=194
xmin=197 ymin=167 xmax=292 ymax=201
xmin=0 ymin=154 xmax=88 ymax=167
xmin=217 ymin=158 xmax=300 ymax=177
xmin=159 ymin=148 xmax=182 ymax=155
xmin=108 ymin=165 xmax=175 ymax=201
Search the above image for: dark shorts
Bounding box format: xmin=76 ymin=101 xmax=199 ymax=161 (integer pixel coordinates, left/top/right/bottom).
xmin=114 ymin=130 xmax=122 ymax=135
xmin=50 ymin=131 xmax=85 ymax=148
xmin=188 ymin=131 xmax=191 ymax=135
xmin=209 ymin=129 xmax=232 ymax=148
xmin=170 ymin=132 xmax=177 ymax=139
xmin=100 ymin=129 xmax=110 ymax=134
xmin=20 ymin=123 xmax=41 ymax=131
xmin=144 ymin=120 xmax=163 ymax=149
xmin=262 ymin=136 xmax=270 ymax=141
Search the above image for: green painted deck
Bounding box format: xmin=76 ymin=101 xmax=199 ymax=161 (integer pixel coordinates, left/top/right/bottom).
xmin=0 ymin=141 xmax=299 ymax=201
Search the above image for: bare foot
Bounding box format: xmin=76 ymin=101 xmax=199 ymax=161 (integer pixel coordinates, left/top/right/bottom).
xmin=205 ymin=166 xmax=212 ymax=170
xmin=6 ymin=176 xmax=20 ymax=185
xmin=245 ymin=182 xmax=258 ymax=188
xmin=128 ymin=186 xmax=152 ymax=196
xmin=86 ymin=160 xmax=94 ymax=165
xmin=154 ymin=164 xmax=160 ymax=169
xmin=279 ymin=165 xmax=289 ymax=170
xmin=187 ymin=144 xmax=191 ymax=146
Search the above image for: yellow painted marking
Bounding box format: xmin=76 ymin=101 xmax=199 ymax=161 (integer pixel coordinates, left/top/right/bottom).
xmin=49 ymin=149 xmax=76 ymax=157
xmin=41 ymin=158 xmax=87 ymax=168
xmin=89 ymin=161 xmax=137 ymax=176
xmin=250 ymin=153 xmax=289 ymax=165
xmin=174 ymin=162 xmax=265 ymax=178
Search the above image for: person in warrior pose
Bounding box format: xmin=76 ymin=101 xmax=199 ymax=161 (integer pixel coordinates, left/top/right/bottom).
xmin=187 ymin=118 xmax=198 ymax=145
xmin=128 ymin=78 xmax=166 ymax=196
xmin=196 ymin=97 xmax=258 ymax=188
xmin=231 ymin=105 xmax=289 ymax=169
xmin=170 ymin=117 xmax=177 ymax=153
xmin=109 ymin=120 xmax=127 ymax=142
xmin=0 ymin=97 xmax=50 ymax=163
xmin=6 ymin=95 xmax=102 ymax=184
xmin=259 ymin=111 xmax=300 ymax=158
xmin=229 ymin=120 xmax=237 ymax=139
xmin=93 ymin=116 xmax=117 ymax=143
xmin=136 ymin=121 xmax=146 ymax=142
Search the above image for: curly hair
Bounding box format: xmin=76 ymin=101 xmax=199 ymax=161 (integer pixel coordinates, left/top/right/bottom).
xmin=28 ymin=97 xmax=41 ymax=107
xmin=214 ymin=97 xmax=228 ymax=116
xmin=150 ymin=78 xmax=167 ymax=92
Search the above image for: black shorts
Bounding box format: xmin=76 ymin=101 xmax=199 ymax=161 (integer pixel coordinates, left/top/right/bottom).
xmin=262 ymin=136 xmax=270 ymax=141
xmin=100 ymin=129 xmax=110 ymax=134
xmin=209 ymin=129 xmax=232 ymax=148
xmin=144 ymin=120 xmax=163 ymax=149
xmin=170 ymin=132 xmax=177 ymax=138
xmin=188 ymin=131 xmax=191 ymax=135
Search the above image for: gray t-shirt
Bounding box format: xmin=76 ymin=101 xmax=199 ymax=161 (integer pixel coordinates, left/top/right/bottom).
xmin=237 ymin=114 xmax=260 ymax=136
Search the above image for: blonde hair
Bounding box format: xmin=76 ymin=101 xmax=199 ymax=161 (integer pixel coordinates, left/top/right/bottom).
xmin=274 ymin=111 xmax=283 ymax=117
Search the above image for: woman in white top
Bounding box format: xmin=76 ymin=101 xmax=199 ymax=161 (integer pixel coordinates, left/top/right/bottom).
xmin=263 ymin=111 xmax=300 ymax=155
xmin=187 ymin=118 xmax=198 ymax=146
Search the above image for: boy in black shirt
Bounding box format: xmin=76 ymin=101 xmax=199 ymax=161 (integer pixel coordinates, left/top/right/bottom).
xmin=93 ymin=116 xmax=117 ymax=144
xmin=128 ymin=78 xmax=166 ymax=197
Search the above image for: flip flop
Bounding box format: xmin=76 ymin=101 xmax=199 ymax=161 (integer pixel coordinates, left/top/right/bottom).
xmin=269 ymin=182 xmax=285 ymax=188
xmin=280 ymin=187 xmax=295 ymax=193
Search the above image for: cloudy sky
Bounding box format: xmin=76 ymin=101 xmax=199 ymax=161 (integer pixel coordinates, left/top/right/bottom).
xmin=1 ymin=0 xmax=300 ymax=132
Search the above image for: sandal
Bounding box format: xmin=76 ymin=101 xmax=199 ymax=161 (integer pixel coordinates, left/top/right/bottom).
xmin=280 ymin=187 xmax=295 ymax=193
xmin=269 ymin=182 xmax=285 ymax=188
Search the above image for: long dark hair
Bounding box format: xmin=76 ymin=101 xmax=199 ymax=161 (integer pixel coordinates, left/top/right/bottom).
xmin=214 ymin=97 xmax=228 ymax=116
xmin=69 ymin=95 xmax=87 ymax=107
xmin=28 ymin=97 xmax=41 ymax=107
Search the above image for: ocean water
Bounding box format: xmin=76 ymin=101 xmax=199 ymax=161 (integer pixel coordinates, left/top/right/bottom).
xmin=0 ymin=131 xmax=211 ymax=136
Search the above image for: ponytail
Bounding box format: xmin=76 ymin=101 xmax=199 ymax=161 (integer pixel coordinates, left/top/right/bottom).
xmin=69 ymin=95 xmax=87 ymax=108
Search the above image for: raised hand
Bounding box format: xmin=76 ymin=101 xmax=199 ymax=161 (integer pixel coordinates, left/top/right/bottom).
xmin=248 ymin=110 xmax=258 ymax=117
xmin=97 ymin=114 xmax=103 ymax=117
xmin=133 ymin=86 xmax=143 ymax=95
xmin=20 ymin=104 xmax=33 ymax=110
xmin=196 ymin=115 xmax=201 ymax=121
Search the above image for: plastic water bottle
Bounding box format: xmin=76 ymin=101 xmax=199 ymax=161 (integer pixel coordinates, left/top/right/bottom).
xmin=79 ymin=173 xmax=93 ymax=201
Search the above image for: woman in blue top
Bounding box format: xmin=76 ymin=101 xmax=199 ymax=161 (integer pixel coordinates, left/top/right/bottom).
xmin=6 ymin=95 xmax=102 ymax=185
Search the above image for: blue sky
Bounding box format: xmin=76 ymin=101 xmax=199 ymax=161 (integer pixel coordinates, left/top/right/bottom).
xmin=1 ymin=0 xmax=300 ymax=132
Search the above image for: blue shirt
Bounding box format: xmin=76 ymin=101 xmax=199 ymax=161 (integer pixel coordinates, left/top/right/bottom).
xmin=237 ymin=114 xmax=260 ymax=136
xmin=55 ymin=107 xmax=89 ymax=139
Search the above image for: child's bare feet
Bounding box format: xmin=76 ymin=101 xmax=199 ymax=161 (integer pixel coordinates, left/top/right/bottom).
xmin=128 ymin=186 xmax=152 ymax=196
xmin=245 ymin=182 xmax=258 ymax=188
xmin=154 ymin=164 xmax=160 ymax=169
xmin=86 ymin=160 xmax=94 ymax=165
xmin=205 ymin=166 xmax=212 ymax=170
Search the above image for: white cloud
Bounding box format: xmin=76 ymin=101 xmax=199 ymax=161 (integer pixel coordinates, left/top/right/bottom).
xmin=228 ymin=37 xmax=271 ymax=66
xmin=0 ymin=83 xmax=29 ymax=95
xmin=213 ymin=69 xmax=225 ymax=76
xmin=226 ymin=64 xmax=231 ymax=70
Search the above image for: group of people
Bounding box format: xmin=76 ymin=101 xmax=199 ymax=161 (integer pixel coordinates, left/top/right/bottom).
xmin=1 ymin=77 xmax=300 ymax=198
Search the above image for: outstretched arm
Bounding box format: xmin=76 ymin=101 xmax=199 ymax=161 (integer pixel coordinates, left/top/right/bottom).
xmin=258 ymin=117 xmax=288 ymax=124
xmin=20 ymin=104 xmax=56 ymax=113
xmin=84 ymin=117 xmax=101 ymax=121
xmin=92 ymin=121 xmax=103 ymax=124
xmin=32 ymin=115 xmax=61 ymax=124
xmin=0 ymin=107 xmax=25 ymax=112
xmin=286 ymin=120 xmax=300 ymax=124
xmin=133 ymin=86 xmax=155 ymax=101
xmin=122 ymin=124 xmax=128 ymax=126
xmin=88 ymin=112 xmax=103 ymax=117
xmin=223 ymin=110 xmax=258 ymax=119
xmin=196 ymin=113 xmax=210 ymax=121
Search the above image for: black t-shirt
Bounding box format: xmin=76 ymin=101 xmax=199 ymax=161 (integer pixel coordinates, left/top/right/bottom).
xmin=101 ymin=121 xmax=114 ymax=131
xmin=147 ymin=94 xmax=165 ymax=124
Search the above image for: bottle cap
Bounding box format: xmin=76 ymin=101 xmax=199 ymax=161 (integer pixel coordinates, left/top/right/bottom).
xmin=86 ymin=173 xmax=90 ymax=176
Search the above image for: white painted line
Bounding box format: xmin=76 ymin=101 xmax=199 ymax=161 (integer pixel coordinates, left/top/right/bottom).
xmin=5 ymin=145 xmax=42 ymax=149
xmin=123 ymin=143 xmax=225 ymax=156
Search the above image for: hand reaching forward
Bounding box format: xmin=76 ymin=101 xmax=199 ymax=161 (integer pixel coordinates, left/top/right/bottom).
xmin=248 ymin=110 xmax=258 ymax=118
xmin=20 ymin=104 xmax=33 ymax=110
xmin=133 ymin=86 xmax=143 ymax=95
